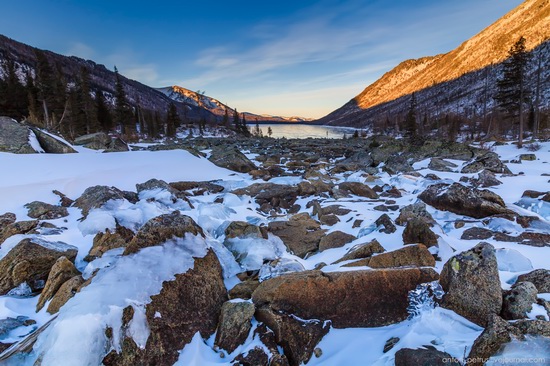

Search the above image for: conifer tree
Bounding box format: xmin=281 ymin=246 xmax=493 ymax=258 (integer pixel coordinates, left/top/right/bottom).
xmin=114 ymin=66 xmax=134 ymax=136
xmin=404 ymin=92 xmax=417 ymax=139
xmin=95 ymin=89 xmax=113 ymax=132
xmin=76 ymin=66 xmax=98 ymax=134
xmin=0 ymin=53 xmax=28 ymax=120
xmin=223 ymin=108 xmax=229 ymax=127
xmin=495 ymin=36 xmax=531 ymax=147
xmin=267 ymin=126 xmax=273 ymax=137
xmin=34 ymin=50 xmax=55 ymax=127
xmin=166 ymin=102 xmax=180 ymax=137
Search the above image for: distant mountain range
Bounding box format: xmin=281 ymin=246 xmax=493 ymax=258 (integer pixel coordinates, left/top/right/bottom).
xmin=317 ymin=0 xmax=550 ymax=128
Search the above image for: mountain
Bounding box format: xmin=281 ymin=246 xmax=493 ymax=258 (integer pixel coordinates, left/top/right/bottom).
xmin=317 ymin=0 xmax=550 ymax=129
xmin=159 ymin=85 xmax=314 ymax=123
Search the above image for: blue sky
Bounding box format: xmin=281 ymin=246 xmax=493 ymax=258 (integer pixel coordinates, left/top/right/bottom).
xmin=1 ymin=0 xmax=523 ymax=118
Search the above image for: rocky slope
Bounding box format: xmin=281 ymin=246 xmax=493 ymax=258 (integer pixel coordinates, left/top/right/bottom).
xmin=318 ymin=0 xmax=550 ymax=127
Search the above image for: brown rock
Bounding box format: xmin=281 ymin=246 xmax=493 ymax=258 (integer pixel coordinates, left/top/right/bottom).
xmin=232 ymin=347 xmax=269 ymax=366
xmin=0 ymin=212 xmax=16 ymax=228
xmin=332 ymin=239 xmax=386 ymax=264
xmin=439 ymin=242 xmax=502 ymax=327
xmin=225 ymin=221 xmax=265 ymax=240
xmin=24 ymin=201 xmax=68 ymax=220
xmin=73 ymin=185 xmax=126 ymax=219
xmin=395 ymin=348 xmax=460 ymax=366
xmin=228 ymin=280 xmax=260 ymax=300
xmin=352 ymin=244 xmax=435 ymax=269
xmin=516 ymin=269 xmax=550 ymax=293
xmin=85 ymin=226 xmax=134 ymax=261
xmin=124 ymin=211 xmax=204 ymax=255
xmin=338 ymin=182 xmax=378 ymax=199
xmin=268 ymin=213 xmax=326 ymax=258
xmin=215 ymin=301 xmax=255 ymax=353
xmin=375 ymin=213 xmax=397 ymax=234
xmin=168 ymin=181 xmax=224 ymax=196
xmin=318 ymin=231 xmax=356 ymax=251
xmin=0 ymin=220 xmax=39 ymax=245
xmin=402 ymin=217 xmax=439 ymax=247
xmin=0 ymin=238 xmax=77 ymax=295
xmin=252 ymin=267 xmax=439 ymax=328
xmin=36 ymin=256 xmax=80 ymax=311
xmin=46 ymin=275 xmax=85 ymax=314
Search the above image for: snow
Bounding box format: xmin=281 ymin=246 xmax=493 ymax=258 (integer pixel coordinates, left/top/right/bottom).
xmin=0 ymin=140 xmax=548 ymax=365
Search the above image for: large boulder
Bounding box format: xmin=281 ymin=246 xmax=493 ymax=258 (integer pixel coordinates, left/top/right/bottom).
xmin=0 ymin=220 xmax=39 ymax=245
xmin=395 ymin=202 xmax=435 ymax=226
xmin=36 ymin=256 xmax=80 ymax=311
xmin=233 ymin=183 xmax=300 ymax=213
xmin=461 ymin=152 xmax=512 ymax=174
xmin=0 ymin=238 xmax=77 ymax=295
xmin=85 ymin=225 xmax=134 ymax=261
xmin=402 ymin=217 xmax=439 ymax=247
xmin=395 ymin=348 xmax=460 ymax=366
xmin=209 ymin=146 xmax=257 ymax=173
xmin=73 ymin=132 xmax=111 ymax=149
xmin=252 ymin=267 xmax=439 ymax=328
xmin=318 ymin=231 xmax=356 ymax=251
xmin=268 ymin=213 xmax=326 ymax=258
xmin=516 ymin=269 xmax=550 ymax=293
xmin=338 ymin=182 xmax=378 ymax=199
xmin=501 ymin=281 xmax=538 ymax=320
xmin=428 ymin=158 xmax=458 ymax=172
xmin=103 ymin=250 xmax=228 ymax=366
xmin=332 ymin=239 xmax=385 ymax=264
xmin=418 ymin=183 xmax=513 ymax=219
xmin=46 ymin=275 xmax=85 ymax=314
xmin=214 ymin=301 xmax=255 ymax=353
xmin=345 ymin=244 xmax=435 ymax=269
xmin=439 ymin=242 xmax=502 ymax=327
xmin=0 ymin=117 xmax=38 ymax=154
xmin=30 ymin=128 xmax=77 ymax=153
xmin=124 ymin=211 xmax=204 ymax=255
xmin=73 ymin=185 xmax=126 ymax=218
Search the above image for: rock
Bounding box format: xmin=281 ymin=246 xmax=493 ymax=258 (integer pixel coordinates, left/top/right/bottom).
xmin=461 ymin=152 xmax=512 ymax=174
xmin=73 ymin=185 xmax=126 ymax=218
xmin=46 ymin=275 xmax=85 ymax=314
xmin=428 ymin=158 xmax=458 ymax=172
xmin=338 ymin=182 xmax=378 ymax=199
xmin=268 ymin=213 xmax=326 ymax=258
xmin=439 ymin=242 xmax=502 ymax=327
xmin=30 ymin=128 xmax=77 ymax=153
xmin=519 ymin=153 xmax=536 ymax=161
xmin=259 ymin=258 xmax=305 ymax=282
xmin=0 ymin=117 xmax=38 ymax=153
xmin=255 ymin=308 xmax=329 ymax=366
xmin=0 ymin=238 xmax=77 ymax=295
xmin=24 ymin=201 xmax=68 ymax=220
xmin=461 ymin=227 xmax=493 ymax=240
xmin=215 ymin=301 xmax=255 ymax=353
xmin=383 ymin=337 xmax=400 ymax=353
xmin=395 ymin=202 xmax=435 ymax=226
xmin=332 ymin=239 xmax=385 ymax=264
xmin=375 ymin=214 xmax=397 ymax=234
xmin=461 ymin=228 xmax=550 ymax=247
xmin=169 ymin=181 xmax=224 ymax=195
xmin=232 ymin=347 xmax=269 ymax=366
xmin=233 ymin=183 xmax=300 ymax=213
xmin=476 ymin=169 xmax=502 ymax=187
xmin=209 ymin=146 xmax=257 ymax=173
xmin=0 ymin=316 xmax=36 ymax=338
xmin=516 ymin=269 xmax=550 ymax=293
xmin=318 ymin=231 xmax=356 ymax=251
xmin=225 ymin=221 xmax=265 ymax=240
xmin=522 ymin=190 xmax=547 ymax=199
xmin=418 ymin=183 xmax=513 ymax=219
xmin=228 ymin=280 xmax=260 ymax=300
xmin=74 ymin=132 xmax=111 ymax=149
xmin=36 ymin=256 xmax=80 ymax=311
xmin=395 ymin=348 xmax=460 ymax=366
xmin=383 ymin=155 xmax=414 ymax=174
xmin=0 ymin=220 xmax=38 ymax=245
xmin=319 ymin=214 xmax=339 ymax=226
xmin=402 ymin=217 xmax=439 ymax=247
xmin=104 ymin=137 xmax=129 ymax=152
xmin=103 ymin=250 xmax=228 ymax=366
xmin=252 ymin=267 xmax=439 ymax=328
xmin=501 ymin=281 xmax=538 ymax=320
xmin=85 ymin=225 xmax=134 ymax=261
xmin=348 ymin=244 xmax=435 ymax=269
xmin=124 ymin=211 xmax=204 ymax=255
xmin=52 ymin=190 xmax=74 ymax=207
xmin=0 ymin=212 xmax=16 ymax=228
xmin=135 ymin=178 xmax=179 ymax=195
xmin=466 ymin=314 xmax=523 ymax=366
xmin=511 ymin=318 xmax=550 ymax=336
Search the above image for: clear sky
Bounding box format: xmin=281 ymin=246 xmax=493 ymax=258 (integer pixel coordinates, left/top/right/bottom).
xmin=1 ymin=0 xmax=523 ymax=119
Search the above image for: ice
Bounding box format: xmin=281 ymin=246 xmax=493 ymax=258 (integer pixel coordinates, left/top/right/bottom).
xmin=6 ymin=283 xmax=33 ymax=298
xmin=486 ymin=336 xmax=550 ymax=365
xmin=224 ymin=235 xmax=286 ymax=271
xmin=407 ymin=281 xmax=444 ymax=319
xmin=77 ymin=209 xmax=117 ymax=236
xmin=527 ymin=303 xmax=549 ymax=321
xmin=259 ymin=257 xmax=305 ymax=282
xmin=496 ymin=248 xmax=533 ymax=272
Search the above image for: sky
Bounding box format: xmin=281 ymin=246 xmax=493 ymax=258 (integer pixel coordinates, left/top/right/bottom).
xmin=0 ymin=0 xmax=524 ymax=119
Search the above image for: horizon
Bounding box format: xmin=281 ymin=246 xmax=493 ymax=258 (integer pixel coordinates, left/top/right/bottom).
xmin=1 ymin=0 xmax=523 ymax=119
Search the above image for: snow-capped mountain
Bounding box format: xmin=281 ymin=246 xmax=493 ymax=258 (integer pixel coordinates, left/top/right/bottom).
xmin=318 ymin=0 xmax=550 ymax=127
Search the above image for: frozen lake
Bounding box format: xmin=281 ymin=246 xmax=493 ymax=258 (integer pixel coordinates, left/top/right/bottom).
xmin=249 ymin=123 xmax=358 ymax=139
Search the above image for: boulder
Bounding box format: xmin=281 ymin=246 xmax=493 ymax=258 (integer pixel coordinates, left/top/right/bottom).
xmin=46 ymin=275 xmax=85 ymax=314
xmin=0 ymin=212 xmax=16 ymax=228
xmin=0 ymin=238 xmax=77 ymax=295
xmin=73 ymin=132 xmax=111 ymax=149
xmin=73 ymin=185 xmax=126 ymax=218
xmin=418 ymin=183 xmax=513 ymax=219
xmin=395 ymin=202 xmax=435 ymax=226
xmin=135 ymin=178 xmax=179 ymax=195
xmin=124 ymin=211 xmax=204 ymax=255
xmin=0 ymin=220 xmax=38 ymax=245
xmin=338 ymin=182 xmax=378 ymax=199
xmin=375 ymin=214 xmax=397 ymax=234
xmin=476 ymin=169 xmax=502 ymax=187
xmin=332 ymin=239 xmax=385 ymax=264
xmin=501 ymin=281 xmax=538 ymax=320
xmin=516 ymin=269 xmax=550 ymax=293
xmin=439 ymin=242 xmax=502 ymax=327
xmin=402 ymin=217 xmax=439 ymax=247
xmin=255 ymin=308 xmax=329 ymax=366
xmin=225 ymin=221 xmax=265 ymax=240
xmin=461 ymin=152 xmax=512 ymax=174
xmin=168 ymin=181 xmax=224 ymax=195
xmin=228 ymin=279 xmax=260 ymax=300
xmin=346 ymin=244 xmax=435 ymax=269
xmin=209 ymin=146 xmax=257 ymax=173
xmin=36 ymin=256 xmax=80 ymax=311
xmin=103 ymin=250 xmax=228 ymax=366
xmin=428 ymin=158 xmax=458 ymax=172
xmin=252 ymin=267 xmax=439 ymax=328
xmin=395 ymin=348 xmax=460 ymax=366
xmin=318 ymin=231 xmax=356 ymax=251
xmin=214 ymin=301 xmax=255 ymax=353
xmin=30 ymin=128 xmax=77 ymax=153
xmin=233 ymin=183 xmax=300 ymax=213
xmin=0 ymin=117 xmax=37 ymax=153
xmin=104 ymin=137 xmax=129 ymax=152
xmin=85 ymin=225 xmax=134 ymax=261
xmin=232 ymin=347 xmax=269 ymax=366
xmin=24 ymin=201 xmax=68 ymax=220
xmin=268 ymin=213 xmax=326 ymax=258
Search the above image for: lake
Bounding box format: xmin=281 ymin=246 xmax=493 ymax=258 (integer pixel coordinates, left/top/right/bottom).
xmin=248 ymin=123 xmax=359 ymax=139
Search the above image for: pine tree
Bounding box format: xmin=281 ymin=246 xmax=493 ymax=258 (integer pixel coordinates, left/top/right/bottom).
xmin=233 ymin=108 xmax=240 ymax=130
xmin=223 ymin=108 xmax=229 ymax=127
xmin=0 ymin=53 xmax=28 ymax=120
xmin=34 ymin=50 xmax=56 ymax=128
xmin=495 ymin=36 xmax=531 ymax=148
xmin=26 ymin=72 xmax=41 ymax=125
xmin=95 ymin=90 xmax=113 ymax=132
xmin=405 ymin=92 xmax=417 ymax=139
xmin=165 ymin=102 xmax=180 ymax=138
xmin=267 ymin=126 xmax=273 ymax=137
xmin=113 ymin=66 xmax=134 ymax=136
xmin=76 ymin=66 xmax=98 ymax=134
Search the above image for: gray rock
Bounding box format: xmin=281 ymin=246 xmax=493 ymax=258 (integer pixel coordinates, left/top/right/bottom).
xmin=73 ymin=185 xmax=126 ymax=218
xmin=24 ymin=201 xmax=68 ymax=220
xmin=0 ymin=117 xmax=37 ymax=154
xmin=477 ymin=169 xmax=502 ymax=187
xmin=402 ymin=217 xmax=439 ymax=247
xmin=30 ymin=128 xmax=77 ymax=154
xmin=395 ymin=202 xmax=435 ymax=226
xmin=395 ymin=348 xmax=460 ymax=366
xmin=439 ymin=242 xmax=502 ymax=327
xmin=461 ymin=152 xmax=512 ymax=174
xmin=135 ymin=178 xmax=178 ymax=195
xmin=209 ymin=146 xmax=257 ymax=173
xmin=73 ymin=132 xmax=111 ymax=149
xmin=375 ymin=214 xmax=397 ymax=234
xmin=214 ymin=301 xmax=255 ymax=353
xmin=104 ymin=137 xmax=129 ymax=152
xmin=516 ymin=269 xmax=550 ymax=293
xmin=501 ymin=281 xmax=538 ymax=320
xmin=428 ymin=158 xmax=458 ymax=172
